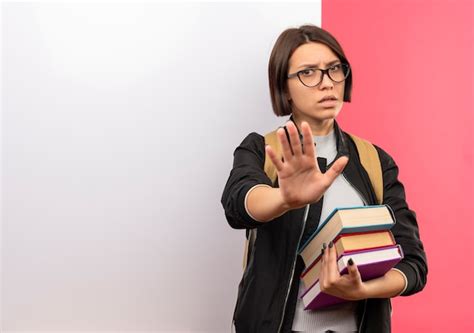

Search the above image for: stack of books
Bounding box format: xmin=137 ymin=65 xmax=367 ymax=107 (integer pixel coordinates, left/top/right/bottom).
xmin=297 ymin=205 xmax=403 ymax=310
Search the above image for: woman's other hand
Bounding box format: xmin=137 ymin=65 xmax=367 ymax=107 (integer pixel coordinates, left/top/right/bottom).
xmin=318 ymin=241 xmax=407 ymax=300
xmin=318 ymin=242 xmax=367 ymax=301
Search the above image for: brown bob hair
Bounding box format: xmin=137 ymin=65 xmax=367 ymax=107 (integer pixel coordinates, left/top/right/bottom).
xmin=268 ymin=24 xmax=353 ymax=117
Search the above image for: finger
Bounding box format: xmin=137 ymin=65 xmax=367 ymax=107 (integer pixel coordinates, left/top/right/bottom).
xmin=326 ymin=241 xmax=340 ymax=281
xmin=319 ymin=244 xmax=327 ymax=287
xmin=301 ymin=121 xmax=317 ymax=162
xmin=286 ymin=121 xmax=303 ymax=157
xmin=265 ymin=145 xmax=284 ymax=172
xmin=277 ymin=127 xmax=294 ymax=163
xmin=347 ymin=258 xmax=362 ymax=282
xmin=324 ymin=155 xmax=349 ymax=183
xmin=319 ymin=248 xmax=324 ymax=280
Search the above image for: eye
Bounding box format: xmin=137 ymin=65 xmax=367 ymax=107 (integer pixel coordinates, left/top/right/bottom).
xmin=329 ymin=64 xmax=342 ymax=71
xmin=300 ymin=68 xmax=315 ymax=76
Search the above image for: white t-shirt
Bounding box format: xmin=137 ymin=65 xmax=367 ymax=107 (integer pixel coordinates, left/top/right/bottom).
xmin=291 ymin=128 xmax=365 ymax=333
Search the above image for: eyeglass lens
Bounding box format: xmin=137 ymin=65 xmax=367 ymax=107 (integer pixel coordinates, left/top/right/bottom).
xmin=299 ymin=64 xmax=349 ymax=87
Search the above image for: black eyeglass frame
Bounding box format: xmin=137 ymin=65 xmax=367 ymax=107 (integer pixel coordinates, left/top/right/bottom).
xmin=287 ymin=63 xmax=351 ymax=87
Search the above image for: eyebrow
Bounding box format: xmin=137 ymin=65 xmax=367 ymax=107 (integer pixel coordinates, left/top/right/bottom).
xmin=296 ymin=60 xmax=341 ymax=70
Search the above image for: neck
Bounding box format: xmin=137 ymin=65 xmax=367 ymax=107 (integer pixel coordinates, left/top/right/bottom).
xmin=292 ymin=113 xmax=335 ymax=136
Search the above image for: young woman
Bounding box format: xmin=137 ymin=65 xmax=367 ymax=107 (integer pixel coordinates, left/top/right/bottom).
xmin=221 ymin=24 xmax=427 ymax=333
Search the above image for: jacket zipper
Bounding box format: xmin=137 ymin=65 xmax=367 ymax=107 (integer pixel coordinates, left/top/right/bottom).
xmin=342 ymin=172 xmax=368 ymax=206
xmin=277 ymin=204 xmax=310 ymax=333
xmin=358 ymin=298 xmax=368 ymax=332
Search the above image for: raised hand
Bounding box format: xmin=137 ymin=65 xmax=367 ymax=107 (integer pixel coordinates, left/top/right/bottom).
xmin=265 ymin=121 xmax=349 ymax=210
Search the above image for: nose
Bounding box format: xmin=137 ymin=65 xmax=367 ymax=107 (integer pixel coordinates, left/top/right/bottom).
xmin=318 ymin=72 xmax=334 ymax=90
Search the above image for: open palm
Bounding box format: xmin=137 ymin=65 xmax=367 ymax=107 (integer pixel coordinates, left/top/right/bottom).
xmin=265 ymin=121 xmax=349 ymax=210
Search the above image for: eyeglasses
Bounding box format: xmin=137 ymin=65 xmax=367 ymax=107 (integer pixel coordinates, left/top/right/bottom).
xmin=287 ymin=63 xmax=350 ymax=87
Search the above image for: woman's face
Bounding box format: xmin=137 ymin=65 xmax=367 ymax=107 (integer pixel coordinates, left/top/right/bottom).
xmin=286 ymin=42 xmax=345 ymax=125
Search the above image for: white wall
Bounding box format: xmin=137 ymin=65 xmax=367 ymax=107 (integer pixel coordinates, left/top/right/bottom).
xmin=1 ymin=2 xmax=321 ymax=331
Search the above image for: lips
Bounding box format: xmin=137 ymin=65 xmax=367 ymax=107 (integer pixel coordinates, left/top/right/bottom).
xmin=318 ymin=95 xmax=338 ymax=103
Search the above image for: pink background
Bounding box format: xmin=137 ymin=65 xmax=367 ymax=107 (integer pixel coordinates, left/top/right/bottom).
xmin=323 ymin=0 xmax=474 ymax=331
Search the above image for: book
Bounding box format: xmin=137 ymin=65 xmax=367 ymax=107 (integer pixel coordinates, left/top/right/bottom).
xmin=301 ymin=244 xmax=404 ymax=310
xmin=300 ymin=230 xmax=396 ymax=289
xmin=298 ymin=205 xmax=396 ymax=267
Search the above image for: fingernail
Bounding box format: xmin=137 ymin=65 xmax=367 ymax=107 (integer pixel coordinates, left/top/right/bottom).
xmin=322 ymin=243 xmax=327 ymax=250
xmin=348 ymin=258 xmax=354 ymax=266
xmin=328 ymin=241 xmax=333 ymax=248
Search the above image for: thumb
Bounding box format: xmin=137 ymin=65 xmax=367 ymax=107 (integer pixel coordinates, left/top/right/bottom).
xmin=324 ymin=155 xmax=349 ymax=181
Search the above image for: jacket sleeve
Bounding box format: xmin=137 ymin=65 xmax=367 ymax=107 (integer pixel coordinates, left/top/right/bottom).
xmin=375 ymin=145 xmax=428 ymax=296
xmin=221 ymin=132 xmax=274 ymax=229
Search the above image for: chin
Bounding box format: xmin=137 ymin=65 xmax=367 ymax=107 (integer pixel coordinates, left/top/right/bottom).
xmin=314 ymin=107 xmax=341 ymax=119
xmin=293 ymin=105 xmax=342 ymax=122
